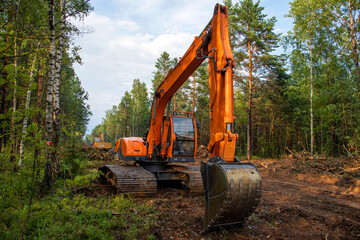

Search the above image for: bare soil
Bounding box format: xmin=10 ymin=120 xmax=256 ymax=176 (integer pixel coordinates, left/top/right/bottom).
xmin=138 ymin=147 xmax=360 ymax=240
xmin=92 ymin=146 xmax=360 ymax=239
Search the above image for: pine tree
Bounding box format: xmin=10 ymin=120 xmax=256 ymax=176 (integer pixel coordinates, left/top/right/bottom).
xmin=131 ymin=79 xmax=150 ymax=137
xmin=151 ymin=52 xmax=178 ymax=95
xmin=225 ymin=0 xmax=280 ymax=159
xmin=119 ymin=91 xmax=132 ymax=137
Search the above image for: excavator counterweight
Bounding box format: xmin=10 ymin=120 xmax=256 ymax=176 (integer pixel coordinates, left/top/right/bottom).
xmin=100 ymin=3 xmax=261 ymax=232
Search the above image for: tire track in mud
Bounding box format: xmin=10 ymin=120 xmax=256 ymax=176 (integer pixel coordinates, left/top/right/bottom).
xmin=245 ymin=176 xmax=360 ymax=240
xmin=150 ymin=174 xmax=360 ymax=240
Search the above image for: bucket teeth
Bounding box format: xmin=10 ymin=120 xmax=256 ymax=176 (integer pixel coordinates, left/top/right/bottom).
xmin=201 ymin=159 xmax=261 ymax=231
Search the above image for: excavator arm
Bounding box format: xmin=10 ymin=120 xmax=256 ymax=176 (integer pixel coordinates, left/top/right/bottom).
xmin=147 ymin=4 xmax=237 ymax=161
xmin=146 ymin=4 xmax=261 ymax=231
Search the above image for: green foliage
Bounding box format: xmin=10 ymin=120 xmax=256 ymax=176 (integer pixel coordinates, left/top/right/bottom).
xmin=194 ymin=64 xmax=210 ymax=146
xmin=0 ymin=152 xmax=157 ymax=240
xmin=60 ymin=53 xmax=92 ymax=142
xmin=151 ymin=51 xmax=178 ymax=95
xmin=0 ymin=192 xmax=156 ymax=240
xmin=225 ymin=0 xmax=283 ymax=158
xmin=0 ymin=145 xmax=12 ymax=170
xmin=151 ymin=51 xmax=194 ymax=115
xmin=285 ymin=0 xmax=360 ymax=155
xmin=131 ymin=79 xmax=150 ymax=137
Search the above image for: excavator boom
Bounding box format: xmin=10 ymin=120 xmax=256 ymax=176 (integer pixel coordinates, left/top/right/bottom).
xmin=147 ymin=4 xmax=236 ymax=160
xmin=146 ymin=4 xmax=261 ymax=230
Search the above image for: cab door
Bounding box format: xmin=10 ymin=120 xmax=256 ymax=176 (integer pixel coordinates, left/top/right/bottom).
xmin=167 ymin=115 xmax=197 ymax=162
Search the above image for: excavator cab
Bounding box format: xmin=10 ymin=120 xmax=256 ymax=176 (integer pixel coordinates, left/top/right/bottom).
xmin=169 ymin=113 xmax=196 ymax=157
xmin=162 ymin=112 xmax=197 ymax=162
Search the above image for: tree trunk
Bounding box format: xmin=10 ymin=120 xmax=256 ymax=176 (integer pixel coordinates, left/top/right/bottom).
xmin=43 ymin=0 xmax=66 ymax=190
xmin=10 ymin=0 xmax=20 ymax=165
xmin=0 ymin=56 xmax=10 ymax=152
xmin=52 ymin=0 xmax=66 ymax=174
xmin=34 ymin=73 xmax=44 ymax=124
xmin=347 ymin=1 xmax=360 ymax=90
xmin=309 ymin=40 xmax=314 ymax=155
xmin=43 ymin=0 xmax=56 ymax=191
xmin=125 ymin=105 xmax=128 ymax=137
xmin=247 ymin=38 xmax=253 ymax=160
xmin=10 ymin=36 xmax=17 ymax=163
xmin=18 ymin=46 xmax=38 ymax=167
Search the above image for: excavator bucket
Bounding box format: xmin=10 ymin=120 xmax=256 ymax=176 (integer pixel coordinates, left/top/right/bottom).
xmin=200 ymin=158 xmax=261 ymax=231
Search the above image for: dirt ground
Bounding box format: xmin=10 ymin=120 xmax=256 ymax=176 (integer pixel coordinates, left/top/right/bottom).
xmin=137 ymin=147 xmax=360 ymax=240
xmin=92 ymin=146 xmax=360 ymax=239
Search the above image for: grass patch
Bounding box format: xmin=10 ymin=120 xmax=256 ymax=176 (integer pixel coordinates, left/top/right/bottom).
xmin=1 ymin=193 xmax=156 ymax=240
xmin=0 ymin=145 xmax=157 ymax=240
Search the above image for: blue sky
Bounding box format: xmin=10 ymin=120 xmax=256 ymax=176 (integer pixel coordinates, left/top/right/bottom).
xmin=73 ymin=0 xmax=293 ymax=135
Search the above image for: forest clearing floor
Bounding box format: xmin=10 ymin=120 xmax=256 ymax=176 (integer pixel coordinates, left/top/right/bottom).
xmin=132 ymin=147 xmax=360 ymax=240
xmin=90 ymin=146 xmax=360 ymax=239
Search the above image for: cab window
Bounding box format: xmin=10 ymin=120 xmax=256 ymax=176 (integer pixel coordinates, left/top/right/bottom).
xmin=172 ymin=117 xmax=195 ymax=157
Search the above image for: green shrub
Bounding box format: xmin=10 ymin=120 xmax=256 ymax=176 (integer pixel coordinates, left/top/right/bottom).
xmin=0 ymin=150 xmax=157 ymax=240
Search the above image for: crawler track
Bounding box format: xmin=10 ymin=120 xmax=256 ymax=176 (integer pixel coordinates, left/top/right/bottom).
xmin=171 ymin=164 xmax=204 ymax=195
xmin=99 ymin=165 xmax=157 ymax=196
xmin=99 ymin=164 xmax=204 ymax=196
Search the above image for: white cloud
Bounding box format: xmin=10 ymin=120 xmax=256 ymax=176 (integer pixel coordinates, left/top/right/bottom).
xmin=113 ymin=20 xmax=140 ymax=31
xmin=140 ymin=32 xmax=194 ymax=57
xmin=73 ymin=12 xmax=201 ymax=133
xmin=73 ymin=0 xmax=291 ymax=134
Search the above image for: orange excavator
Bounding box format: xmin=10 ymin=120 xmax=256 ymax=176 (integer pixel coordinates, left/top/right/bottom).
xmin=93 ymin=133 xmax=112 ymax=150
xmin=100 ymin=4 xmax=261 ymax=231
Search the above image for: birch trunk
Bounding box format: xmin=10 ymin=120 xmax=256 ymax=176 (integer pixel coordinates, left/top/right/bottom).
xmin=52 ymin=0 xmax=66 ymax=174
xmin=43 ymin=0 xmax=56 ymax=190
xmin=18 ymin=46 xmax=38 ymax=167
xmin=10 ymin=0 xmax=20 ymax=164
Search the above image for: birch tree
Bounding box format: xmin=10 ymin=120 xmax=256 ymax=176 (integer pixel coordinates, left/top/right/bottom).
xmin=43 ymin=0 xmax=92 ymax=190
xmin=327 ymin=0 xmax=360 ymax=89
xmin=288 ymin=0 xmax=360 ymax=155
xmin=43 ymin=0 xmax=56 ymax=189
xmin=18 ymin=43 xmax=40 ymax=167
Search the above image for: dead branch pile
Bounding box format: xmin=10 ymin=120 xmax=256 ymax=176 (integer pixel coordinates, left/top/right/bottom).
xmin=286 ymin=148 xmax=360 ymax=177
xmin=194 ymin=145 xmax=210 ymax=166
xmin=83 ymin=145 xmax=114 ymax=162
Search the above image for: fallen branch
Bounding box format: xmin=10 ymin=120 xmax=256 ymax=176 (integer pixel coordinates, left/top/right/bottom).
xmin=260 ymin=162 xmax=268 ymax=169
xmin=338 ymin=166 xmax=360 ymax=174
xmin=286 ymin=147 xmax=303 ymax=161
xmin=343 ymin=145 xmax=354 ymax=158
